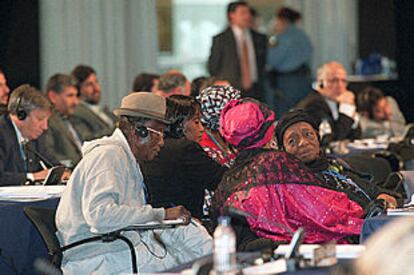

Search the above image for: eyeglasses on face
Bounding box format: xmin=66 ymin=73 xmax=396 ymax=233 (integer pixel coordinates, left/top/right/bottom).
xmin=134 ymin=123 xmax=164 ymax=137
xmin=325 ymin=78 xmax=348 ymax=85
xmin=146 ymin=126 xmax=164 ymax=137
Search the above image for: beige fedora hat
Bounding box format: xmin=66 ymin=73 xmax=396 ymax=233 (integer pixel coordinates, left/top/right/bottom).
xmin=113 ymin=92 xmax=171 ymax=124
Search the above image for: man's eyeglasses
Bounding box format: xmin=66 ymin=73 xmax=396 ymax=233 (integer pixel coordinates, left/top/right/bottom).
xmin=325 ymin=78 xmax=348 ymax=85
xmin=146 ymin=126 xmax=163 ymax=137
xmin=135 ymin=123 xmax=164 ymax=138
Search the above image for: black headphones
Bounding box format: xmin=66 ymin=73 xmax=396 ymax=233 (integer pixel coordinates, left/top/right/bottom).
xmin=15 ymin=91 xmax=28 ymax=120
xmin=319 ymin=81 xmax=324 ymax=89
xmin=135 ymin=125 xmax=149 ymax=138
xmin=166 ymin=118 xmax=184 ymax=139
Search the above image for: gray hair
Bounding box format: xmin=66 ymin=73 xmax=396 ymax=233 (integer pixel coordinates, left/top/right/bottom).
xmin=8 ymin=84 xmax=52 ymax=115
xmin=316 ymin=61 xmax=346 ymax=82
xmin=158 ymin=73 xmax=187 ymax=94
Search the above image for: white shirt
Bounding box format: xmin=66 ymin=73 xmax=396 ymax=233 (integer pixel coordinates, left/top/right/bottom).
xmin=231 ymin=25 xmax=258 ymax=82
xmin=10 ymin=119 xmax=36 ymax=182
xmin=84 ymin=102 xmax=114 ymax=127
xmin=325 ymin=98 xmax=359 ymax=129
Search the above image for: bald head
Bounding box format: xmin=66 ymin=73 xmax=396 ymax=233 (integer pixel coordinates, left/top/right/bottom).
xmin=316 ymin=61 xmax=348 ymax=100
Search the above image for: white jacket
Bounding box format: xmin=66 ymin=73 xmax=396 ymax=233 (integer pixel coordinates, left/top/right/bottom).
xmin=56 ymin=128 xmax=212 ymax=274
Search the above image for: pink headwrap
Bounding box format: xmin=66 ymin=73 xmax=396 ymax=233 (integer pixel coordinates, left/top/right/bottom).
xmin=219 ymin=99 xmax=275 ymax=149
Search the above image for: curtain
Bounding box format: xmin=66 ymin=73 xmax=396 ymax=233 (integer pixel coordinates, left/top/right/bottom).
xmin=285 ymin=0 xmax=358 ymax=73
xmin=39 ymin=0 xmax=158 ymax=109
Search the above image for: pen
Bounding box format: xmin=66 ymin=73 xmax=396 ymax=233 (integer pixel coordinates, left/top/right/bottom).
xmin=39 ymin=160 xmax=47 ymax=170
xmin=169 ymin=203 xmax=198 ymax=227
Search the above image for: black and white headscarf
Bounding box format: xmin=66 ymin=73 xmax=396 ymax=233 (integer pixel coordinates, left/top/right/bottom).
xmin=197 ymin=85 xmax=241 ymax=131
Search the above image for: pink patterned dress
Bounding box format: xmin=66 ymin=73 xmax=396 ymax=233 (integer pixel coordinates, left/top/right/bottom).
xmin=213 ymin=148 xmax=364 ymax=244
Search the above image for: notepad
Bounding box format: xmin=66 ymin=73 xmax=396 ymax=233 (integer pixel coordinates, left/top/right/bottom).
xmin=124 ymin=218 xmax=185 ymax=230
xmin=0 ymin=185 xmax=65 ymax=201
xmin=275 ymin=244 xmax=365 ymax=259
xmin=387 ymin=207 xmax=414 ymax=216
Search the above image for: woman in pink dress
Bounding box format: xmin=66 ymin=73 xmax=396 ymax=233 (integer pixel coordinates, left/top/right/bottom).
xmin=213 ymin=98 xmax=364 ymax=245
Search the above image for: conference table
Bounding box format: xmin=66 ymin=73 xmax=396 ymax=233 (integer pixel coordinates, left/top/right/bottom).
xmin=0 ymin=196 xmax=59 ymax=275
xmin=360 ymin=213 xmax=414 ymax=243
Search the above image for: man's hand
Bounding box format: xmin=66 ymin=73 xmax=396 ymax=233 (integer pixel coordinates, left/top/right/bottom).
xmin=62 ymin=169 xmax=71 ymax=181
xmin=33 ymin=169 xmax=49 ymax=181
xmin=165 ymin=205 xmax=191 ymax=225
xmin=377 ymin=193 xmax=398 ymax=209
xmin=336 ymin=90 xmax=355 ymax=105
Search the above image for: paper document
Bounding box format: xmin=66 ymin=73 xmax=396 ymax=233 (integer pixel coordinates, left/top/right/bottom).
xmin=125 ymin=218 xmax=185 ymax=230
xmin=387 ymin=207 xmax=414 ymax=216
xmin=275 ymin=244 xmax=365 ymax=259
xmin=0 ymin=185 xmax=65 ymax=201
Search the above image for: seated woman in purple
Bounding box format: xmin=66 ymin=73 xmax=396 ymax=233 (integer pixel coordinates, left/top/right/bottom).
xmin=275 ymin=109 xmax=399 ymax=211
xmin=213 ymin=98 xmax=364 ymax=244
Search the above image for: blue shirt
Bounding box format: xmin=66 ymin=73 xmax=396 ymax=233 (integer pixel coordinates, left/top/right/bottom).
xmin=267 ymin=25 xmax=313 ymax=72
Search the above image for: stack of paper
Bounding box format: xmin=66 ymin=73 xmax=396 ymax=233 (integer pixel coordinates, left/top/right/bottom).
xmin=275 ymin=244 xmax=365 ymax=259
xmin=0 ymin=185 xmax=65 ymax=201
xmin=387 ymin=207 xmax=414 ymax=216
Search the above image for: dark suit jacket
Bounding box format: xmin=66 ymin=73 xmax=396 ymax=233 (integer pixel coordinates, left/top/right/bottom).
xmin=0 ymin=115 xmax=59 ymax=186
xmin=141 ymin=138 xmax=227 ymax=218
xmin=69 ymin=101 xmax=116 ymax=141
xmin=296 ymin=90 xmax=361 ymax=141
xmin=208 ymin=27 xmax=267 ymax=90
xmin=44 ymin=111 xmax=82 ymax=167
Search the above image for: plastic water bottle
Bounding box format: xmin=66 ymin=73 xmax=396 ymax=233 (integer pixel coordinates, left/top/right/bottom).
xmin=213 ymin=216 xmax=237 ymax=274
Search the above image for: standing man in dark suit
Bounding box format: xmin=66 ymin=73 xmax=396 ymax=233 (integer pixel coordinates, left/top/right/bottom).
xmin=0 ymin=85 xmax=59 ymax=186
xmin=44 ymin=74 xmax=83 ymax=168
xmin=208 ymin=1 xmax=267 ymax=100
xmin=296 ymin=61 xmax=361 ymax=141
xmin=70 ymin=65 xmax=116 ymax=141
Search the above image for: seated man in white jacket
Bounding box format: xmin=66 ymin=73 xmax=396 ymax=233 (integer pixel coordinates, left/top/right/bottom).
xmin=56 ymin=92 xmax=212 ymax=274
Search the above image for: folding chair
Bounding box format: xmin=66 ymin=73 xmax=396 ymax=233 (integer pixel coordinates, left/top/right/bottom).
xmin=24 ymin=206 xmax=138 ymax=274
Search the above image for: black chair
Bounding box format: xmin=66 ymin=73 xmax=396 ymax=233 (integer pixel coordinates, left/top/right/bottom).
xmin=23 ymin=206 xmax=138 ymax=274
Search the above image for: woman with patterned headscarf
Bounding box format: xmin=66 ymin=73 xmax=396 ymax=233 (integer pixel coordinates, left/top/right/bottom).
xmin=213 ymin=98 xmax=364 ymax=246
xmin=197 ymin=86 xmax=241 ymax=167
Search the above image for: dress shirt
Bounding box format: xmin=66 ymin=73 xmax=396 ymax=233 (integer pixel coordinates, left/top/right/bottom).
xmin=10 ymin=119 xmax=34 ymax=182
xmin=87 ymin=103 xmax=114 ymax=127
xmin=231 ymin=26 xmax=258 ymax=82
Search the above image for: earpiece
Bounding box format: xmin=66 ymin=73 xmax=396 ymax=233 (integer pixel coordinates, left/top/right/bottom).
xmin=165 ymin=118 xmax=185 ymax=139
xmin=319 ymin=81 xmax=324 ymax=89
xmin=135 ymin=125 xmax=149 ymax=138
xmin=15 ymin=91 xmax=27 ymax=121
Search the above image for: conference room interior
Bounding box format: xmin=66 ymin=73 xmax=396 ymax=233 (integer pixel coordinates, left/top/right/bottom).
xmin=1 ymin=0 xmax=414 ymax=274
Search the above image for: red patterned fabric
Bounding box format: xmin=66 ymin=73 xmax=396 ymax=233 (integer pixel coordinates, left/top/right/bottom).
xmin=214 ymin=149 xmax=364 ymax=244
xmin=199 ymin=131 xmax=237 ymax=168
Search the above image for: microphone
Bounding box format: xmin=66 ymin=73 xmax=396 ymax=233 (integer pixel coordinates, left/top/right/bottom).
xmin=24 ymin=143 xmax=54 ymax=168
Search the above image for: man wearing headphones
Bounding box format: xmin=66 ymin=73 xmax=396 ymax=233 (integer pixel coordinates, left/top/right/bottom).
xmin=296 ymin=61 xmax=361 ymax=141
xmin=56 ymin=92 xmax=212 ymax=274
xmin=0 ymin=84 xmax=59 ymax=186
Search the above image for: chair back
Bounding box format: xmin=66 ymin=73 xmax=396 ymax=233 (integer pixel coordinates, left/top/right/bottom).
xmin=24 ymin=206 xmax=63 ymax=268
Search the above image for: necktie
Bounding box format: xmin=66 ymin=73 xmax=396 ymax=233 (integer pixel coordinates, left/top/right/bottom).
xmin=240 ymin=32 xmax=252 ymax=91
xmin=20 ymin=141 xmax=28 ymax=172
